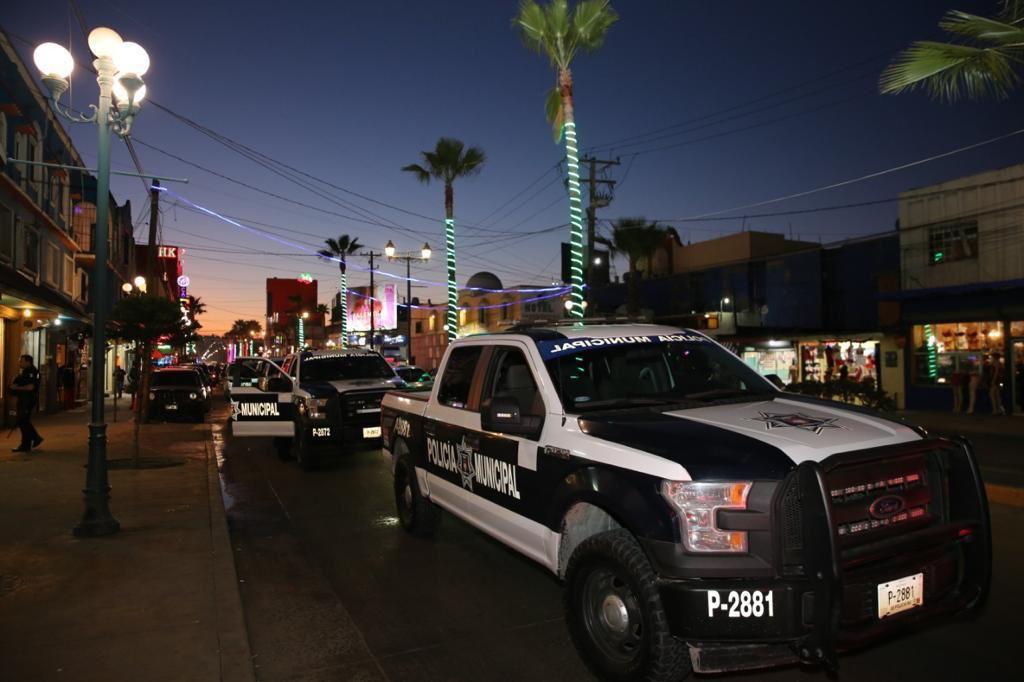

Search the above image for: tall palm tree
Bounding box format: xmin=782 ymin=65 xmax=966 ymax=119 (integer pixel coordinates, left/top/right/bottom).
xmin=880 ymin=2 xmax=1024 ymax=101
xmin=597 ymin=218 xmax=667 ymax=317
xmin=317 ymin=235 xmax=362 ymax=347
xmin=402 ymin=137 xmax=486 ymax=341
xmin=514 ymin=0 xmax=618 ymax=321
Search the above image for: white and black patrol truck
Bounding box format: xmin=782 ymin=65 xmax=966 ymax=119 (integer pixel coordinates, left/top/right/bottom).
xmin=229 ymin=348 xmax=404 ymax=470
xmin=380 ymin=323 xmax=990 ymax=681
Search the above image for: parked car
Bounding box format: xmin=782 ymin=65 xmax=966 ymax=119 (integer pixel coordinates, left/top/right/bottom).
xmin=147 ymin=368 xmax=211 ymax=422
xmin=379 ymin=323 xmax=990 ymax=681
xmin=393 ymin=365 xmax=433 ymax=391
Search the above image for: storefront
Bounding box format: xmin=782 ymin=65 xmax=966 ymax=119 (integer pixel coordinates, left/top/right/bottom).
xmin=739 ymin=341 xmax=798 ymax=384
xmin=907 ymin=320 xmax=1022 ymax=412
xmin=798 ymin=339 xmax=880 ymax=385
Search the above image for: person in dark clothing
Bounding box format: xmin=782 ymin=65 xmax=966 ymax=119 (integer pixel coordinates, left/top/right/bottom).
xmin=9 ymin=354 xmax=43 ymax=453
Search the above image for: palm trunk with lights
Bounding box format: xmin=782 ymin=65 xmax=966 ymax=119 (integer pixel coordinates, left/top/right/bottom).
xmin=559 ymin=68 xmax=585 ymax=324
xmin=445 ymin=183 xmax=457 ymax=340
xmin=339 ymin=261 xmax=348 ymax=348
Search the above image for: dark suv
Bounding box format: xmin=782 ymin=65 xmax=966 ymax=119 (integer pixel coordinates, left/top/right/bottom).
xmin=148 ymin=368 xmax=211 ymax=422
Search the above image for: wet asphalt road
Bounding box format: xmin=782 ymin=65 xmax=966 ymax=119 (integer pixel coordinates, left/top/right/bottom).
xmin=212 ymin=403 xmax=1024 ymax=682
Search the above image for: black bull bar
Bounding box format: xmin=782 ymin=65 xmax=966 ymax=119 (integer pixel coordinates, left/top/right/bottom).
xmin=795 ymin=436 xmax=991 ymax=672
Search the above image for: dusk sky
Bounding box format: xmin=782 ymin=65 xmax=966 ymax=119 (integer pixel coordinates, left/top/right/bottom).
xmin=5 ymin=0 xmax=1021 ymax=334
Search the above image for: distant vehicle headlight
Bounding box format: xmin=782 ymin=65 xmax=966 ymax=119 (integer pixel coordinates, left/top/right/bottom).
xmin=189 ymin=392 xmax=198 ymax=400
xmin=149 ymin=392 xmax=155 ymax=400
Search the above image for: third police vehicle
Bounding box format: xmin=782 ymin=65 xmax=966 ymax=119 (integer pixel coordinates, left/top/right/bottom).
xmin=230 ymin=348 xmax=404 ymax=470
xmin=379 ymin=323 xmax=990 ymax=682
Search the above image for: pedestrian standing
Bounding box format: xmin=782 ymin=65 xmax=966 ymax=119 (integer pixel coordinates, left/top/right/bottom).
xmin=8 ymin=354 xmax=43 ymax=453
xmin=113 ymin=365 xmax=127 ymax=399
xmin=966 ymin=357 xmax=981 ymax=414
xmin=950 ymin=369 xmax=964 ymax=413
xmin=989 ymin=352 xmax=1005 ymax=415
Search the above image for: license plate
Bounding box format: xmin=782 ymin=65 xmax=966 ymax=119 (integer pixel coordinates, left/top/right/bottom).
xmin=877 ymin=573 xmax=923 ymax=619
xmin=166 ymin=404 xmax=178 ymax=410
xmin=363 ymin=426 xmax=381 ymax=439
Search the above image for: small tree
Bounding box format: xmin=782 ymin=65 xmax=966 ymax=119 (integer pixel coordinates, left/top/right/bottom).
xmin=108 ymin=295 xmax=188 ymax=465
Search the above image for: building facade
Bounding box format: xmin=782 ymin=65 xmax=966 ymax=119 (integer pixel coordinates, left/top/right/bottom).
xmin=1 ymin=30 xmax=89 ymax=417
xmin=266 ymin=277 xmax=323 ymax=351
xmin=889 ymin=163 xmax=1024 ymax=413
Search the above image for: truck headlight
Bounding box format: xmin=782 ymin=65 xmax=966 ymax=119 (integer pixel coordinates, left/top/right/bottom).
xmin=308 ymin=397 xmax=330 ymax=419
xmin=661 ymin=481 xmax=752 ymax=553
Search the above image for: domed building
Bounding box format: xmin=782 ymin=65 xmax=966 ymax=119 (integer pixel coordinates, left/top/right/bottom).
xmin=457 ymin=271 xmax=565 ymax=335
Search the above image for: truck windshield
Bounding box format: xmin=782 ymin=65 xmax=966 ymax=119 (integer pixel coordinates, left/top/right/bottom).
xmin=542 ymin=337 xmax=774 ymax=413
xmin=302 ymin=355 xmax=396 ymax=382
xmin=151 ymin=371 xmax=201 ymax=388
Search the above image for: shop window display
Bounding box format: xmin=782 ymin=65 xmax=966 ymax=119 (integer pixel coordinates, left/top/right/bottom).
xmin=741 ymin=347 xmax=797 ymax=384
xmin=912 ymin=322 xmax=1004 ymax=386
xmin=800 ymin=341 xmax=878 ymax=384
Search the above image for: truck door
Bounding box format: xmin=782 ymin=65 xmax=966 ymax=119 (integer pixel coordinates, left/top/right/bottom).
xmin=229 ymin=358 xmax=294 ymax=437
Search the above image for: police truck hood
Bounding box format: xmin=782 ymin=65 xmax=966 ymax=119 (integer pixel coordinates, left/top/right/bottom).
xmin=578 ymin=395 xmax=921 ymax=479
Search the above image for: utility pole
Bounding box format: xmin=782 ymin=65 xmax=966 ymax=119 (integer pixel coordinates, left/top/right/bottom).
xmin=359 ymin=248 xmax=387 ymax=351
xmin=144 ymin=178 xmax=160 ymax=294
xmin=581 ymin=156 xmax=619 ymax=306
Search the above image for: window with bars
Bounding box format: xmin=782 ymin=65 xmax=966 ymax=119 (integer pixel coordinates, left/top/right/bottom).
xmin=63 ymin=255 xmax=74 ymax=296
xmin=928 ymin=221 xmax=978 ymax=265
xmin=43 ymin=241 xmax=60 ymax=287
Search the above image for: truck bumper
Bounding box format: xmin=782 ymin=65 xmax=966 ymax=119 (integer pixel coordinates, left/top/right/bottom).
xmin=650 ymin=437 xmax=991 ymax=675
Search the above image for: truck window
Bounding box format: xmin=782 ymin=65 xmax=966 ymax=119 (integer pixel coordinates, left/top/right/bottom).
xmin=301 ymin=355 xmax=395 ymax=382
xmin=437 ymin=346 xmax=483 ymax=409
xmin=484 ymin=348 xmax=543 ymax=417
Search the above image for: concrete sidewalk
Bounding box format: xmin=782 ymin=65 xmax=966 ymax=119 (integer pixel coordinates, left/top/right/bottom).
xmin=0 ymin=401 xmax=254 ymax=682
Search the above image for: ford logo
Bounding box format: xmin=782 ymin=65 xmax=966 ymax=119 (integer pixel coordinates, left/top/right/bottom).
xmin=869 ymin=495 xmax=906 ymax=519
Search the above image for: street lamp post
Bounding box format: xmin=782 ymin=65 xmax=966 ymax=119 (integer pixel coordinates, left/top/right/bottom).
xmin=34 ymin=28 xmax=149 ymax=537
xmin=384 ymin=240 xmax=431 ymax=363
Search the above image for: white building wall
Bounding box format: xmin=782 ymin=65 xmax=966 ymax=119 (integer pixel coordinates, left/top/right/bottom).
xmin=899 ymin=164 xmax=1024 ymax=290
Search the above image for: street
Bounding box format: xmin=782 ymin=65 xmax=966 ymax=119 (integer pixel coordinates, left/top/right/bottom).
xmin=213 ymin=402 xmax=1024 ymax=681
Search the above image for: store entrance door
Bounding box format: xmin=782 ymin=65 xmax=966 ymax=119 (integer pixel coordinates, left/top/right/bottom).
xmin=1013 ymin=340 xmax=1024 ymax=414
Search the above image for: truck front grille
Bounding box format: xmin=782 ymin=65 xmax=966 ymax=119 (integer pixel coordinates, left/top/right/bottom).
xmin=343 ymin=392 xmax=385 ymax=419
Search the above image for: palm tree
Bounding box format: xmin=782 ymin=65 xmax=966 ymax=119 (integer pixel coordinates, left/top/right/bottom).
xmin=880 ymin=2 xmax=1024 ymax=101
xmin=402 ymin=137 xmax=486 ymax=341
xmin=597 ymin=218 xmax=667 ymax=317
xmin=317 ymin=235 xmax=362 ymax=347
xmin=514 ymin=0 xmax=618 ymax=321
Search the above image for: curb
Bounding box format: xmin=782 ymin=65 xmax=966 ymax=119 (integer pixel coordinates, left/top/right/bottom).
xmin=205 ymin=426 xmax=257 ymax=682
xmin=985 ymin=483 xmax=1024 ymax=508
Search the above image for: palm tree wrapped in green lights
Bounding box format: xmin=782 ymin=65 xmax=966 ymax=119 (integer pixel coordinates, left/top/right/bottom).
xmin=880 ymin=1 xmax=1024 ymax=100
xmin=402 ymin=138 xmax=486 ymax=341
xmin=514 ymin=0 xmax=618 ymax=323
xmin=318 ymin=235 xmax=362 ymax=347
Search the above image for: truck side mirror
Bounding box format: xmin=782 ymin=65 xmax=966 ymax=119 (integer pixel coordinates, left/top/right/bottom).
xmin=764 ymin=373 xmax=785 ymax=390
xmin=481 ymin=396 xmax=543 ymax=440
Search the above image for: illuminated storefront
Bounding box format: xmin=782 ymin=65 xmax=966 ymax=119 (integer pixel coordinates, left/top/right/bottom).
xmin=910 ymin=321 xmax=1005 ymax=386
xmin=799 ymin=339 xmax=879 ymax=385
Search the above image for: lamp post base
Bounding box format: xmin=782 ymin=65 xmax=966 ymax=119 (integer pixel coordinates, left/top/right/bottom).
xmin=73 ymin=422 xmax=120 ymax=538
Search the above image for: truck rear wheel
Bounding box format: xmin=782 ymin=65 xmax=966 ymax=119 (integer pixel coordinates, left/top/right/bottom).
xmin=394 ymin=455 xmax=440 ymax=537
xmin=564 ymin=529 xmax=690 ymax=682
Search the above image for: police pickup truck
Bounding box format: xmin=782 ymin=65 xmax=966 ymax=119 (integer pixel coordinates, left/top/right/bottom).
xmin=379 ymin=324 xmax=990 ymax=681
xmin=229 ymin=348 xmax=404 ymax=470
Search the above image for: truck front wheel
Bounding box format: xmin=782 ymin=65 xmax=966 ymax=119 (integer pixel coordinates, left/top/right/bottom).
xmin=394 ymin=455 xmax=440 ymax=537
xmin=564 ymin=529 xmax=690 ymax=682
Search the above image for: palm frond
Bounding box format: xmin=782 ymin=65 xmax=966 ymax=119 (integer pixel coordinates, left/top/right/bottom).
xmin=458 ymin=146 xmax=487 ymax=178
xmin=514 ymin=0 xmax=549 ymax=55
xmin=880 ymin=40 xmax=1020 ymax=100
xmin=572 ymin=0 xmax=618 ymax=53
xmin=940 ymin=10 xmax=1024 ymax=43
xmin=345 ymin=237 xmax=362 ymax=255
xmin=401 ymin=163 xmax=432 ymax=184
xmin=545 ymin=86 xmax=564 ymax=141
